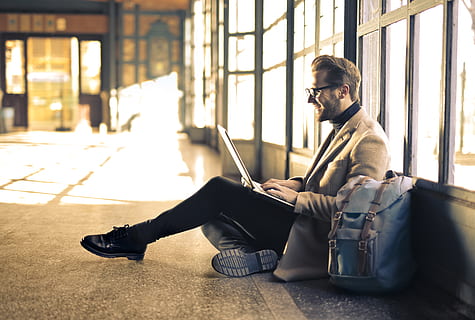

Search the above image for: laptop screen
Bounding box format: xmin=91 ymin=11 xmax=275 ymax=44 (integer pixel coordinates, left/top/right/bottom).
xmin=217 ymin=125 xmax=254 ymax=188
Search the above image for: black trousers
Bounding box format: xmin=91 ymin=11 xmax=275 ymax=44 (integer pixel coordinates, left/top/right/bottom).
xmin=132 ymin=176 xmax=296 ymax=255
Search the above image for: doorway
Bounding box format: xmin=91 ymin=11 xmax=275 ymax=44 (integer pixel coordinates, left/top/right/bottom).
xmin=27 ymin=37 xmax=78 ymax=130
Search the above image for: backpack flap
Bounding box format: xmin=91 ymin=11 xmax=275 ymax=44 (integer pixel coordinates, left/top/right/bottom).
xmin=335 ymin=175 xmax=413 ymax=213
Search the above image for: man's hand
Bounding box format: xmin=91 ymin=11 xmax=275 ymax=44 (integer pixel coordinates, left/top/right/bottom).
xmin=261 ymin=179 xmax=302 ymax=204
xmin=262 ymin=178 xmax=302 ymax=191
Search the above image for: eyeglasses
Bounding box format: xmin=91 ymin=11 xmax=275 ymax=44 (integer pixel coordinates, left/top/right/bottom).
xmin=305 ymin=84 xmax=339 ymax=100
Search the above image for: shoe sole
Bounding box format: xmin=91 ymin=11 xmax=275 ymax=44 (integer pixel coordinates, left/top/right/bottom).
xmin=211 ymin=249 xmax=278 ymax=277
xmin=80 ymin=240 xmax=144 ymax=261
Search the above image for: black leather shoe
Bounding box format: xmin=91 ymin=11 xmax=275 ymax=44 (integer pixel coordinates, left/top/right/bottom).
xmin=80 ymin=225 xmax=146 ymax=260
xmin=211 ymin=248 xmax=278 ymax=277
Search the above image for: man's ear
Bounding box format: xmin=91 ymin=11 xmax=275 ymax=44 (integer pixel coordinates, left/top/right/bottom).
xmin=339 ymin=84 xmax=350 ymax=99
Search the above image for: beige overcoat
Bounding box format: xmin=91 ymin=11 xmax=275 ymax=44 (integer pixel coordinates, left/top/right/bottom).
xmin=273 ymin=108 xmax=390 ymax=281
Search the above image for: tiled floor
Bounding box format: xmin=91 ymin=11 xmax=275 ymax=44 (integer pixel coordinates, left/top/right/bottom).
xmin=0 ymin=130 xmax=472 ymax=320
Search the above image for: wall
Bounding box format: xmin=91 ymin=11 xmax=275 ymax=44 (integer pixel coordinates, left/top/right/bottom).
xmin=0 ymin=13 xmax=108 ymax=34
xmin=412 ymin=179 xmax=475 ymax=307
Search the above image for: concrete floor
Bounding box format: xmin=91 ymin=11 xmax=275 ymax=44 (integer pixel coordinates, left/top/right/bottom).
xmin=0 ymin=129 xmax=473 ymax=320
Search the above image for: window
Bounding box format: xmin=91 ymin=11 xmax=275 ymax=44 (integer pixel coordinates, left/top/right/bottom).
xmin=385 ymin=20 xmax=406 ymax=172
xmin=413 ymin=6 xmax=444 ymax=181
xmin=318 ymin=0 xmax=345 ymax=144
xmin=229 ymin=0 xmax=254 ymax=33
xmin=262 ymin=19 xmax=287 ymax=69
xmin=292 ymin=0 xmax=317 ymax=150
xmin=193 ymin=0 xmax=206 ymax=127
xmin=360 ymin=0 xmax=380 ymax=24
xmin=454 ymin=0 xmax=475 ymax=190
xmin=262 ymin=67 xmax=286 ymax=144
xmin=262 ymin=0 xmax=287 ymax=145
xmin=358 ymin=0 xmax=465 ymax=186
xmin=228 ymin=74 xmax=254 ymax=139
xmin=319 ymin=0 xmax=345 ymax=55
xmin=5 ymin=40 xmax=25 ymax=94
xmin=227 ymin=0 xmax=255 ymax=138
xmin=384 ymin=0 xmax=407 ymax=13
xmin=80 ymin=41 xmax=101 ymax=95
xmin=228 ymin=35 xmax=255 ymax=71
xmin=360 ymin=31 xmax=380 ymax=121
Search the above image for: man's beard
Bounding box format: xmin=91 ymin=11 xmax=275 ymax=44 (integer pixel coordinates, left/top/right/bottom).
xmin=315 ymin=95 xmax=341 ymax=122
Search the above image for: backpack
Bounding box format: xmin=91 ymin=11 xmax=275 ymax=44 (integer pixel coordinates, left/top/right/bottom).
xmin=327 ymin=171 xmax=416 ymax=293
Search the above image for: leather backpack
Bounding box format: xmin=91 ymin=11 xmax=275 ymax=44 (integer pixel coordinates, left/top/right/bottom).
xmin=328 ymin=171 xmax=416 ymax=293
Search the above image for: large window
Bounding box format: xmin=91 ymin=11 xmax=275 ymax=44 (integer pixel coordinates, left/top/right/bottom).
xmin=358 ymin=0 xmax=474 ymax=190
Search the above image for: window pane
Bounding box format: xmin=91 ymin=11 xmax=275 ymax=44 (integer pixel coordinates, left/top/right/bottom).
xmin=193 ymin=0 xmax=205 ymax=128
xmin=228 ymin=74 xmax=254 ymax=139
xmin=263 ymin=19 xmax=287 ymax=69
xmin=361 ymin=31 xmax=380 ymax=121
xmin=228 ymin=35 xmax=255 ymax=71
xmin=263 ymin=0 xmax=287 ymax=29
xmin=229 ymin=0 xmax=255 ymax=33
xmin=293 ymin=56 xmax=305 ymax=149
xmin=319 ymin=45 xmax=333 ymax=55
xmin=320 ymin=0 xmax=333 ymax=40
xmin=262 ymin=67 xmax=286 ymax=144
xmin=384 ymin=0 xmax=407 ymax=13
xmin=360 ymin=0 xmax=380 ymax=24
xmin=294 ymin=2 xmax=305 ymax=53
xmin=414 ymin=6 xmax=443 ymax=181
xmin=5 ymin=40 xmax=25 ymax=94
xmin=293 ymin=55 xmax=315 ymax=150
xmin=123 ymin=39 xmax=135 ymax=62
xmin=80 ymin=41 xmax=101 ymax=95
xmin=454 ymin=0 xmax=475 ymax=190
xmin=385 ymin=20 xmax=407 ymax=173
xmin=304 ymin=0 xmax=316 ymax=48
xmin=334 ymin=41 xmax=344 ymax=57
xmin=334 ymin=0 xmax=345 ymax=34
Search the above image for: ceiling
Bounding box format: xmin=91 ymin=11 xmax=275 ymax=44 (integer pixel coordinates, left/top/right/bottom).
xmin=90 ymin=0 xmax=190 ymax=11
xmin=0 ymin=0 xmax=190 ymax=14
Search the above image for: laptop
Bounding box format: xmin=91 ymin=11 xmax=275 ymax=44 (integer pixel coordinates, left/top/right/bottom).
xmin=217 ymin=125 xmax=294 ymax=209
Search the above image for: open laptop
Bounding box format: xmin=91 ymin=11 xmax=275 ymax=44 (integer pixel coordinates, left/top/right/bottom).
xmin=217 ymin=125 xmax=294 ymax=209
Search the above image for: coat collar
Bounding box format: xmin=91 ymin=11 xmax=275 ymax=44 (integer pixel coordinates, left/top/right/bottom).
xmin=305 ymin=109 xmax=366 ymax=178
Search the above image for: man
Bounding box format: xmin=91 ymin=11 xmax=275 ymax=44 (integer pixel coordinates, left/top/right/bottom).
xmin=81 ymin=55 xmax=390 ymax=280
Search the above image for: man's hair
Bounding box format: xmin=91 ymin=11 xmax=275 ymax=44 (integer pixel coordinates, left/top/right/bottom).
xmin=311 ymin=55 xmax=361 ymax=102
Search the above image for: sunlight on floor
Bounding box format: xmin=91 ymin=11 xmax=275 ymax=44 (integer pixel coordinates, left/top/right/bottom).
xmin=0 ymin=73 xmax=205 ymax=205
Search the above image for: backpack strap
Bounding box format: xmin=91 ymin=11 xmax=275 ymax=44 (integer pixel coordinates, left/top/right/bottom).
xmin=357 ymin=177 xmax=396 ymax=275
xmin=328 ymin=176 xmax=371 ymax=274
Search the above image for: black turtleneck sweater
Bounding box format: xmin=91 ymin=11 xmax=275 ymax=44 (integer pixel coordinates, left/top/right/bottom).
xmin=330 ymin=101 xmax=361 ymax=132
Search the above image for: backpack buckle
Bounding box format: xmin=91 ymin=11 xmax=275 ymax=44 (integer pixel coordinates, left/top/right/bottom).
xmin=366 ymin=211 xmax=376 ymax=221
xmin=333 ymin=211 xmax=342 ymax=221
xmin=358 ymin=240 xmax=367 ymax=251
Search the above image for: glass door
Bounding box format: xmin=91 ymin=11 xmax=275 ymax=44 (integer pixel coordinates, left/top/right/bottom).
xmin=27 ymin=37 xmax=79 ymax=131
